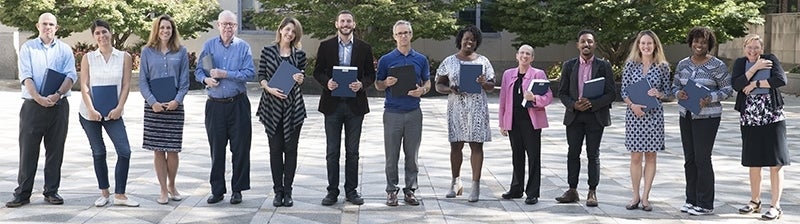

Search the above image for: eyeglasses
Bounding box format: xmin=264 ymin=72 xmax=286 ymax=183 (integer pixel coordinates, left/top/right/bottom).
xmin=394 ymin=31 xmax=412 ymax=37
xmin=40 ymin=22 xmax=57 ymax=27
xmin=220 ymin=22 xmax=238 ymax=28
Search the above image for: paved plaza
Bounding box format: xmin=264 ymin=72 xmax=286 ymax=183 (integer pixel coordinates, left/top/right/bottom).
xmin=0 ymin=85 xmax=797 ymax=223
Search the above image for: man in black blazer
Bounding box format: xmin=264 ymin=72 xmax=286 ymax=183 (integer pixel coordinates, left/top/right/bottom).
xmin=555 ymin=29 xmax=615 ymax=207
xmin=313 ymin=10 xmax=375 ymax=206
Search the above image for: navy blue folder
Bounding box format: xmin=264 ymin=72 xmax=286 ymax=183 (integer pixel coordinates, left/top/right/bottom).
xmin=522 ymin=79 xmax=550 ymax=107
xmin=39 ymin=69 xmax=66 ymax=96
xmin=388 ymin=65 xmax=417 ymax=97
xmin=332 ymin=66 xmax=358 ymax=98
xmin=626 ymin=78 xmax=660 ymax=111
xmin=581 ymin=77 xmax=605 ymax=99
xmin=745 ymin=61 xmax=771 ymax=95
xmin=459 ymin=63 xmax=483 ymax=93
xmin=267 ymin=60 xmax=301 ymax=94
xmin=149 ymin=77 xmax=177 ymax=102
xmin=92 ymin=85 xmax=118 ymax=117
xmin=679 ymin=79 xmax=711 ymax=115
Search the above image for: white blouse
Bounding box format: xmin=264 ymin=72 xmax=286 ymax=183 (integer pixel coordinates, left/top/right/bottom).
xmin=79 ymin=48 xmax=125 ymax=119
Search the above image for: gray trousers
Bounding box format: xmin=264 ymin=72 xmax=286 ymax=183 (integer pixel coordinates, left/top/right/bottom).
xmin=383 ymin=108 xmax=422 ymax=194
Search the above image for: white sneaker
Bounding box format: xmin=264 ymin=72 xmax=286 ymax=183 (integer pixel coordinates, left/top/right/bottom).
xmin=680 ymin=203 xmax=694 ymax=213
xmin=688 ymin=206 xmax=714 ymax=216
xmin=113 ymin=198 xmax=140 ymax=207
xmin=94 ymin=196 xmax=109 ymax=207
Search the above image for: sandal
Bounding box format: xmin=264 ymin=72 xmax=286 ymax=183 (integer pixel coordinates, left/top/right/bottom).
xmin=738 ymin=200 xmax=761 ymax=214
xmin=761 ymin=206 xmax=782 ymax=220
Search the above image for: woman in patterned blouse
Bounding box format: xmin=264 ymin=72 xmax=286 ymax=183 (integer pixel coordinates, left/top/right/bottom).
xmin=256 ymin=17 xmax=307 ymax=208
xmin=731 ymin=34 xmax=789 ymax=220
xmin=671 ymin=26 xmax=734 ymax=216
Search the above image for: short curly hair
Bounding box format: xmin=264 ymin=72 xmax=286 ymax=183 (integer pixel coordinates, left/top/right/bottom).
xmin=455 ymin=24 xmax=482 ymax=51
xmin=686 ymin=26 xmax=716 ymax=51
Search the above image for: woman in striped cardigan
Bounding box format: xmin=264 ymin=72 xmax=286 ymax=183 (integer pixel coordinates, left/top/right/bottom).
xmin=256 ymin=17 xmax=307 ymax=208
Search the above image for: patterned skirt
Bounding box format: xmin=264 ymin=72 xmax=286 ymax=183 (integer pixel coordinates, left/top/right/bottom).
xmin=142 ymin=103 xmax=185 ymax=152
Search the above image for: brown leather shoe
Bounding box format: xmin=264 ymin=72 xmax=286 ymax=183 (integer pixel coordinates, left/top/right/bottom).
xmin=555 ymin=188 xmax=579 ymax=203
xmin=386 ymin=191 xmax=398 ymax=206
xmin=586 ymin=190 xmax=598 ymax=207
xmin=404 ymin=192 xmax=420 ymax=206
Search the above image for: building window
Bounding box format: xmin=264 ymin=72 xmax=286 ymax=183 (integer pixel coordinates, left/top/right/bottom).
xmin=458 ymin=2 xmax=497 ymax=34
xmin=240 ymin=0 xmax=260 ymax=31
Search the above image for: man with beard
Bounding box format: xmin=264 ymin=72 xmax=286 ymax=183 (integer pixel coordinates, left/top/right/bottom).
xmin=314 ymin=10 xmax=376 ymax=206
xmin=555 ymin=29 xmax=615 ymax=207
xmin=195 ymin=10 xmax=255 ymax=205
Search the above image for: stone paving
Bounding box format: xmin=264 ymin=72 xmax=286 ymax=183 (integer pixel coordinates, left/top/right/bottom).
xmin=0 ymin=86 xmax=797 ymax=224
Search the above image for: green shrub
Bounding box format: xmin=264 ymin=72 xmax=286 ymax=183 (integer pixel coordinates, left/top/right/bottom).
xmin=789 ymin=65 xmax=800 ymax=73
xmin=547 ymin=62 xmax=562 ymax=80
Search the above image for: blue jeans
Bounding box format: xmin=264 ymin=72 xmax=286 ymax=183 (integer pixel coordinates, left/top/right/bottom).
xmin=79 ymin=116 xmax=131 ymax=194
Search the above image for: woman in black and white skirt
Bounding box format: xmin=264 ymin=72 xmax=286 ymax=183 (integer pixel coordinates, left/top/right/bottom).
xmin=731 ymin=34 xmax=790 ymax=220
xmin=138 ymin=15 xmax=190 ymax=205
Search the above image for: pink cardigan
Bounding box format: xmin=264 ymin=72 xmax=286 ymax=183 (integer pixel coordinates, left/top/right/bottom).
xmin=498 ymin=67 xmax=553 ymax=130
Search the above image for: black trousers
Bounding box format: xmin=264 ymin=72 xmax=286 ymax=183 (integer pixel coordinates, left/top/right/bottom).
xmin=680 ymin=113 xmax=720 ymax=210
xmin=268 ymin=124 xmax=302 ymax=194
xmin=565 ymin=111 xmax=604 ymax=190
xmin=324 ymin=102 xmax=363 ymax=196
xmin=15 ymin=98 xmax=69 ymax=199
xmin=507 ymin=110 xmax=542 ymax=197
xmin=205 ymin=95 xmax=251 ymax=196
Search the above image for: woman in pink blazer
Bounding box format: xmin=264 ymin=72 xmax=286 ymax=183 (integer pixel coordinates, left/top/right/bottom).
xmin=498 ymin=45 xmax=553 ymax=204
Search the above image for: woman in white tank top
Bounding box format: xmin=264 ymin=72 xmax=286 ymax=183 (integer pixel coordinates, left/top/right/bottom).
xmin=77 ymin=20 xmax=138 ymax=207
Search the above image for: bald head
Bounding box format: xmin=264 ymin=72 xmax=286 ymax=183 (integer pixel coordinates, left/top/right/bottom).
xmin=36 ymin=13 xmax=58 ymax=44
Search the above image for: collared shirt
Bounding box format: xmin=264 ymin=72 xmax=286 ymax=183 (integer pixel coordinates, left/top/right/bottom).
xmin=577 ymin=55 xmax=594 ymax=97
xmin=194 ymin=36 xmax=255 ymax=98
xmin=139 ymin=46 xmax=190 ymax=105
xmin=376 ymin=48 xmax=430 ymax=113
xmin=338 ymin=36 xmax=353 ymax=66
xmin=18 ymin=37 xmax=77 ymax=99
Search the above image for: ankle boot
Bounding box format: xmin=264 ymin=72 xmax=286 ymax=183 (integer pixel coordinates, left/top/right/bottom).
xmin=445 ymin=177 xmax=463 ymax=198
xmin=467 ymin=181 xmax=480 ymax=202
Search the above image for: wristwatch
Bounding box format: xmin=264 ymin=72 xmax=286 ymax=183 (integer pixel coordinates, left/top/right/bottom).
xmin=756 ymin=80 xmax=761 ymax=88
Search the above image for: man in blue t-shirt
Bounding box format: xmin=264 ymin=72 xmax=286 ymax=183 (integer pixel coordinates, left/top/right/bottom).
xmin=374 ymin=20 xmax=430 ymax=207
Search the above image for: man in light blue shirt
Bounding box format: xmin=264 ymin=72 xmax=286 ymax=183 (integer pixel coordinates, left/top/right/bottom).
xmin=7 ymin=13 xmax=77 ymax=208
xmin=194 ymin=10 xmax=255 ymax=205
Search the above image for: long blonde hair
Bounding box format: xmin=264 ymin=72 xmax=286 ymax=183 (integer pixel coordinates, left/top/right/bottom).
xmin=145 ymin=15 xmax=182 ymax=52
xmin=626 ymin=30 xmax=667 ymax=65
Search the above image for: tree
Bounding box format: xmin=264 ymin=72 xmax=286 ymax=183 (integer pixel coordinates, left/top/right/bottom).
xmin=251 ymin=0 xmax=478 ymax=58
xmin=0 ymin=0 xmax=220 ymax=49
xmin=487 ymin=0 xmax=764 ymax=68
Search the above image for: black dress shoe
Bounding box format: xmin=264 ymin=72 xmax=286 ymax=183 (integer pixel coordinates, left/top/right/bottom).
xmin=43 ymin=194 xmax=64 ymax=205
xmin=525 ymin=197 xmax=539 ymax=205
xmin=321 ymin=192 xmax=338 ymax=206
xmin=283 ymin=192 xmax=293 ymax=207
xmin=5 ymin=197 xmax=30 ymax=208
xmin=345 ymin=192 xmax=364 ymax=205
xmin=273 ymin=192 xmax=284 ymax=207
xmin=207 ymin=194 xmax=224 ymax=204
xmin=501 ymin=191 xmax=523 ymax=199
xmin=230 ymin=191 xmax=242 ymax=204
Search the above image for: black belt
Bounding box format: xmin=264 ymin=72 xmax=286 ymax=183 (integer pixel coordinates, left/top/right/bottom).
xmin=208 ymin=92 xmax=246 ymax=103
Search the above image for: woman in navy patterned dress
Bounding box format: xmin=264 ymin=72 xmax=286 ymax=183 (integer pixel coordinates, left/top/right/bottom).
xmin=731 ymin=34 xmax=789 ymax=220
xmin=620 ymin=30 xmax=670 ymax=212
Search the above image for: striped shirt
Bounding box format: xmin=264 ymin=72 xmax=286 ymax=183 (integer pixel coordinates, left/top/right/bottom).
xmin=256 ymin=45 xmax=307 ymax=140
xmin=671 ymin=56 xmax=733 ymax=119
